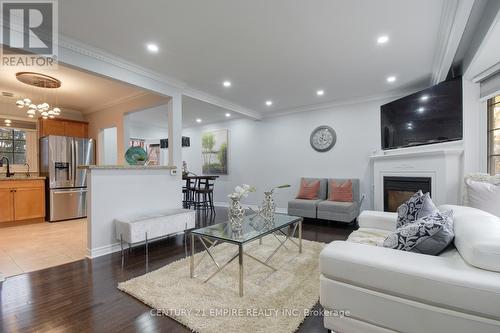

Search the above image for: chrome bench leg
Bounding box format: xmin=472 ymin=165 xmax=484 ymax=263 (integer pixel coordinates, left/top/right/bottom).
xmin=120 ymin=234 xmax=124 ymax=268
xmin=145 ymin=232 xmax=149 ymax=272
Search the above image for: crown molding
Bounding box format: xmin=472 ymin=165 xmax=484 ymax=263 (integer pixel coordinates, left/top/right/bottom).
xmin=183 ymin=87 xmax=262 ymax=120
xmin=466 ymin=4 xmax=500 ymax=81
xmin=262 ymin=89 xmax=422 ymax=119
xmin=83 ymin=91 xmax=154 ymax=114
xmin=431 ymin=0 xmax=475 ymax=84
xmin=59 ymin=36 xmax=187 ymax=91
xmin=58 ymin=36 xmax=263 ymax=120
xmin=472 ymin=61 xmax=500 ymax=83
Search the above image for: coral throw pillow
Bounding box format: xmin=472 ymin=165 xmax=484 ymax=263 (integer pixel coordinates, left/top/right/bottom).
xmin=296 ymin=180 xmax=320 ymax=200
xmin=329 ymin=180 xmax=353 ymax=202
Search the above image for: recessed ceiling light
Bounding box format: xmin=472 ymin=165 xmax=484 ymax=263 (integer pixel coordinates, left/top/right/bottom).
xmin=316 ymin=90 xmax=325 ymax=96
xmin=265 ymin=100 xmax=273 ymax=106
xmin=386 ymin=76 xmax=396 ymax=83
xmin=196 ymin=118 xmax=202 ymax=123
xmin=225 ymin=113 xmax=231 ymax=117
xmin=420 ymin=95 xmax=429 ymax=101
xmin=223 ymin=81 xmax=231 ymax=87
xmin=377 ymin=35 xmax=389 ymax=44
xmin=417 ymin=107 xmax=425 ymax=113
xmin=146 ymin=43 xmax=159 ymax=53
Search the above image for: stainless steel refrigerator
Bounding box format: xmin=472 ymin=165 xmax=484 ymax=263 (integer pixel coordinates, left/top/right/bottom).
xmin=40 ymin=136 xmax=95 ymax=222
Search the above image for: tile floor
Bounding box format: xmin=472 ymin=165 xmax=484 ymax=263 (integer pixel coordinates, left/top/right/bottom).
xmin=0 ymin=219 xmax=87 ymax=277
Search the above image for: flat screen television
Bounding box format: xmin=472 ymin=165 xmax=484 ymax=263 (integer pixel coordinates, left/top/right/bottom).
xmin=381 ymin=76 xmax=463 ymax=150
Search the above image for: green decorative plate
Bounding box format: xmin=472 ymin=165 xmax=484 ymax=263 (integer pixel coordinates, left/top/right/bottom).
xmin=125 ymin=146 xmax=148 ymax=165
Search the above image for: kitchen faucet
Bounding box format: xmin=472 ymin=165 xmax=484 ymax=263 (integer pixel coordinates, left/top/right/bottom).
xmin=0 ymin=156 xmax=12 ymax=177
xmin=24 ymin=162 xmax=30 ymax=177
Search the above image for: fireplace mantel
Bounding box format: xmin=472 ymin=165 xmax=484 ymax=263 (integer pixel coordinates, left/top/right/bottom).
xmin=370 ymin=147 xmax=464 ymax=161
xmin=371 ymin=146 xmax=464 ymax=211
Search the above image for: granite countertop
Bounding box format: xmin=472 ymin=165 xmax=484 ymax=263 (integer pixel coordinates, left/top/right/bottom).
xmin=0 ymin=175 xmax=46 ymax=181
xmin=78 ymin=165 xmax=177 ymax=170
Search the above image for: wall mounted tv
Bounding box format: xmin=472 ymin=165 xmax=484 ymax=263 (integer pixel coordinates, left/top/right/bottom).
xmin=381 ymin=76 xmax=463 ymax=150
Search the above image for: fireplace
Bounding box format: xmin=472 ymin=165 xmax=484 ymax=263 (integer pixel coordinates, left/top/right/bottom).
xmin=384 ymin=176 xmax=432 ymax=212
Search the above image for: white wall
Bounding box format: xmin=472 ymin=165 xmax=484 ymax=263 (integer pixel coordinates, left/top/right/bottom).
xmin=87 ymin=168 xmax=181 ymax=258
xmin=99 ymin=127 xmax=118 ymax=165
xmin=182 ymin=99 xmax=387 ymax=210
xmin=462 ymin=77 xmax=488 ymax=175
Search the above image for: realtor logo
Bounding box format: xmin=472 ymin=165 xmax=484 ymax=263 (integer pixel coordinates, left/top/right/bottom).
xmin=1 ymin=0 xmax=58 ymax=68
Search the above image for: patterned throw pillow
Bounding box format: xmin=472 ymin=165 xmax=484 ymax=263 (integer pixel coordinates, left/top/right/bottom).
xmin=328 ymin=179 xmax=353 ymax=202
xmin=296 ymin=180 xmax=320 ymax=200
xmin=396 ymin=190 xmax=437 ymax=228
xmin=383 ymin=210 xmax=454 ymax=255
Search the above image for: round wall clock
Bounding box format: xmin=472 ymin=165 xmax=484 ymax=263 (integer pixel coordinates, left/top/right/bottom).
xmin=310 ymin=125 xmax=337 ymax=152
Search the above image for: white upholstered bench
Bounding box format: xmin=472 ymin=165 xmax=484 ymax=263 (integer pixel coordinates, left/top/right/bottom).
xmin=115 ymin=208 xmax=195 ymax=270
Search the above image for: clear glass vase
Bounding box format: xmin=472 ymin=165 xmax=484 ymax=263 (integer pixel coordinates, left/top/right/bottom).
xmin=229 ymin=197 xmax=245 ymax=233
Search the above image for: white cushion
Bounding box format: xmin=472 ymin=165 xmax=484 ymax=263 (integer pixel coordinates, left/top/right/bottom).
xmin=320 ymin=241 xmax=500 ymax=320
xmin=465 ymin=179 xmax=500 ymax=217
xmin=440 ymin=204 xmax=500 ymax=272
xmin=358 ymin=210 xmax=397 ymax=231
xmin=115 ymin=208 xmax=195 ymax=244
xmin=347 ymin=228 xmax=392 ymax=246
xmin=321 ymin=276 xmax=500 ymax=333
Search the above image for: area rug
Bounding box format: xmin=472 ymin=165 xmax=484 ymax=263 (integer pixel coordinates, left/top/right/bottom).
xmin=118 ymin=235 xmax=325 ymax=333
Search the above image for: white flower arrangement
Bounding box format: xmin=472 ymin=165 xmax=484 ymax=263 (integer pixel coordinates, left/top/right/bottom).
xmin=228 ymin=184 xmax=256 ymax=200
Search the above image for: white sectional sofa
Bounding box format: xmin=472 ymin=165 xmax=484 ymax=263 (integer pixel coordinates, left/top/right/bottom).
xmin=319 ymin=205 xmax=500 ymax=333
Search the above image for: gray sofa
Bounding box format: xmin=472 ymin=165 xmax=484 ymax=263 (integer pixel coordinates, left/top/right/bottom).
xmin=288 ymin=178 xmax=361 ymax=223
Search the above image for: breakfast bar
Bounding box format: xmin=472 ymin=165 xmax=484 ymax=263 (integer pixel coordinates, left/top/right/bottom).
xmin=81 ymin=165 xmax=181 ymax=258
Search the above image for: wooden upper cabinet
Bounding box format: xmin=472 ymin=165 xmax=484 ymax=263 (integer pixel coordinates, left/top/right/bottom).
xmin=64 ymin=121 xmax=88 ymax=138
xmin=40 ymin=118 xmax=65 ymax=136
xmin=39 ymin=118 xmax=89 ymax=138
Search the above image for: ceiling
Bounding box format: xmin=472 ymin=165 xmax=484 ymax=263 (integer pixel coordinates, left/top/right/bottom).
xmin=127 ymin=96 xmax=241 ymax=132
xmin=59 ymin=0 xmax=446 ymax=114
xmin=0 ymin=64 xmax=147 ymax=113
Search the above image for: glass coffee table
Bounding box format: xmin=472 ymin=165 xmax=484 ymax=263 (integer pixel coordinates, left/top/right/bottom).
xmin=189 ymin=213 xmax=303 ymax=297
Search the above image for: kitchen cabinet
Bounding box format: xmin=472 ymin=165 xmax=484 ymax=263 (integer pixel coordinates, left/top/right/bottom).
xmin=0 ymin=188 xmax=14 ymax=222
xmin=0 ymin=179 xmax=45 ymax=223
xmin=39 ymin=118 xmax=89 ymax=138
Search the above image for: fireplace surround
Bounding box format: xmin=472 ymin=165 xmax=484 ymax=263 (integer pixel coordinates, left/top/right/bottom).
xmin=371 ymin=146 xmax=463 ymax=211
xmin=383 ymin=176 xmax=432 ymax=212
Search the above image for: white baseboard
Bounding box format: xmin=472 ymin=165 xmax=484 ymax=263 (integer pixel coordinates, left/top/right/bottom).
xmin=214 ymin=202 xmax=287 ymax=214
xmin=86 ymin=242 xmax=124 ymax=259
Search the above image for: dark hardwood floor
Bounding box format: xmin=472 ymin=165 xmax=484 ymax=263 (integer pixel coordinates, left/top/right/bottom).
xmin=1 ymin=207 xmax=354 ymax=333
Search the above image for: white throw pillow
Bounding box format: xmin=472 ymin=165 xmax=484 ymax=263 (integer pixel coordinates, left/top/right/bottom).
xmin=465 ymin=179 xmax=500 ymax=217
xmin=440 ymin=204 xmax=500 ymax=272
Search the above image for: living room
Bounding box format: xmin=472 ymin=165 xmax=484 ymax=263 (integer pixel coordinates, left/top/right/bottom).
xmin=1 ymin=0 xmax=500 ymax=333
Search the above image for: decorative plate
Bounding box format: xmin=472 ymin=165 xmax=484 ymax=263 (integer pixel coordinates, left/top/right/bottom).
xmin=125 ymin=146 xmax=148 ymax=165
xmin=310 ymin=125 xmax=337 ymax=152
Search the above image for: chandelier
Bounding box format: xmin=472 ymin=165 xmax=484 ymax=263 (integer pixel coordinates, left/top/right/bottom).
xmin=15 ymin=98 xmax=61 ymax=119
xmin=14 ymin=72 xmax=62 ymax=119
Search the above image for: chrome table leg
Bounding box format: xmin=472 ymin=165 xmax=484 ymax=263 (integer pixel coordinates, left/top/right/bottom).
xmin=299 ymin=219 xmax=303 ymax=253
xmin=239 ymin=244 xmax=244 ymax=297
xmin=120 ymin=234 xmax=124 ymax=268
xmin=244 ymin=252 xmax=277 ymax=271
xmin=199 ymin=236 xmax=220 ymax=268
xmin=145 ymin=232 xmax=149 ymax=272
xmin=190 ymin=233 xmax=195 ymax=278
xmin=203 ymin=251 xmax=239 ymax=283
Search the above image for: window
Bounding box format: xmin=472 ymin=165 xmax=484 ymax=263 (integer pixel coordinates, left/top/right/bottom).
xmin=0 ymin=127 xmax=27 ymax=164
xmin=488 ymin=95 xmax=500 ymax=175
